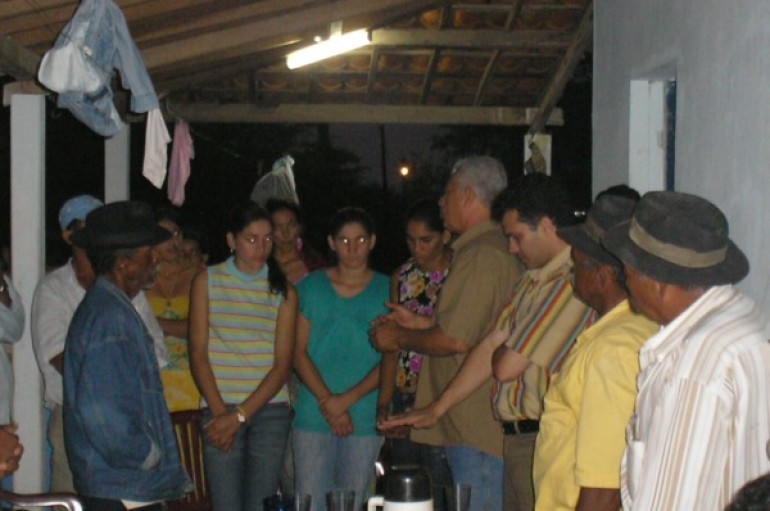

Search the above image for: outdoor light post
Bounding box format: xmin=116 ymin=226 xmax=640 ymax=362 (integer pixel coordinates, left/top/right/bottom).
xmin=398 ymin=161 xmax=411 ymax=198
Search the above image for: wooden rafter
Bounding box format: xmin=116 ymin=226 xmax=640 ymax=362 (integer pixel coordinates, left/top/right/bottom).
xmin=528 ymin=1 xmax=593 ymax=134
xmin=165 ymin=101 xmax=564 ymax=126
xmin=419 ymin=6 xmax=450 ymax=105
xmin=473 ymin=0 xmax=524 ymax=106
xmin=371 ymin=28 xmax=574 ymax=50
xmin=0 ymin=34 xmax=40 ymax=80
xmin=141 ymin=0 xmax=443 ymax=70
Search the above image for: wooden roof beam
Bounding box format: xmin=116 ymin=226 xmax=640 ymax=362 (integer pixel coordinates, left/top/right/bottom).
xmin=141 ymin=0 xmax=444 ymax=70
xmin=528 ymin=1 xmax=593 ymax=135
xmin=473 ymin=0 xmax=524 ymax=106
xmin=0 ymin=34 xmax=40 ymax=80
xmin=164 ymin=102 xmax=564 ymax=126
xmin=371 ymin=28 xmax=574 ymax=50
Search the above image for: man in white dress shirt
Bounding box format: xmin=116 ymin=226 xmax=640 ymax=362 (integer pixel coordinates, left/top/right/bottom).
xmin=31 ymin=195 xmax=167 ymax=492
xmin=603 ymin=191 xmax=770 ymax=511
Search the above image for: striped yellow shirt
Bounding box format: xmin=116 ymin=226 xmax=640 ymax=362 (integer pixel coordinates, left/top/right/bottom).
xmin=493 ymin=247 xmax=595 ymax=421
xmin=206 ymin=258 xmax=288 ymax=405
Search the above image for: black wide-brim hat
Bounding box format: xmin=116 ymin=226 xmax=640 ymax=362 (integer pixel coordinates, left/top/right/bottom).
xmin=603 ymin=191 xmax=749 ymax=286
xmin=71 ymin=201 xmax=171 ymax=249
xmin=558 ymin=194 xmax=638 ymax=267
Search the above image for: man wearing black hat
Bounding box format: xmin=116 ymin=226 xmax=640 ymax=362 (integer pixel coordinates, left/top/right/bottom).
xmin=532 ymin=194 xmax=658 ymax=511
xmin=603 ymin=191 xmax=770 ymax=511
xmin=31 ymin=194 xmax=169 ymax=493
xmin=64 ymin=201 xmax=191 ymax=511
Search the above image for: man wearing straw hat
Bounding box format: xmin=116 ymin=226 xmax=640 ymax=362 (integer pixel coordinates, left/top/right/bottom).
xmin=603 ymin=191 xmax=770 ymax=511
xmin=64 ymin=201 xmax=191 ymax=511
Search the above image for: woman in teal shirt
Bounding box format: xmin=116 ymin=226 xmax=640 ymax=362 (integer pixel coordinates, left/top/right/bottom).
xmin=293 ymin=207 xmax=389 ymax=511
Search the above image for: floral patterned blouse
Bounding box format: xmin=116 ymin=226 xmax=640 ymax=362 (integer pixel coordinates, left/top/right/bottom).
xmin=393 ymin=258 xmax=450 ymax=411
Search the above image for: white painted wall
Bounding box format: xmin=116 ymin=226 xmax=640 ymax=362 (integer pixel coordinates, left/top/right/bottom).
xmin=593 ymin=0 xmax=770 ymax=312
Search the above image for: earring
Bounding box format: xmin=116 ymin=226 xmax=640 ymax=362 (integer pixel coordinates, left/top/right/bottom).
xmin=230 ymin=247 xmax=235 ymax=254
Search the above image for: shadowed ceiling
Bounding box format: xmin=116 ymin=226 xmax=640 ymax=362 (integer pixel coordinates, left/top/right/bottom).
xmin=0 ymin=0 xmax=592 ymax=127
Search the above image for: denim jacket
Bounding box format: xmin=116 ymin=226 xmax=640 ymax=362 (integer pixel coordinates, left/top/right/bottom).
xmin=63 ymin=278 xmax=191 ymax=501
xmin=38 ymin=0 xmax=158 ymax=137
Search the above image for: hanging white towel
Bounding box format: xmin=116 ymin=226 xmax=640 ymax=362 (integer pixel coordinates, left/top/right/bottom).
xmin=142 ymin=108 xmax=170 ymax=188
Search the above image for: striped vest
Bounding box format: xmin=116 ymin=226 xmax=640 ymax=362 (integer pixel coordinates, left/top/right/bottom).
xmin=206 ymin=258 xmax=288 ymax=404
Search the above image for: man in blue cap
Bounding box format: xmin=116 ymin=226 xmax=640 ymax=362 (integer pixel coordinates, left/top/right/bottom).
xmin=31 ymin=194 xmax=167 ymax=493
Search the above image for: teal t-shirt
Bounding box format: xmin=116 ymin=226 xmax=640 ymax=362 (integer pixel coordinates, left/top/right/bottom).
xmin=294 ymin=270 xmax=389 ymax=436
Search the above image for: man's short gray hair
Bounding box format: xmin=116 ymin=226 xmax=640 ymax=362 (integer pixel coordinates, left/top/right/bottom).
xmin=451 ymin=156 xmax=508 ymax=208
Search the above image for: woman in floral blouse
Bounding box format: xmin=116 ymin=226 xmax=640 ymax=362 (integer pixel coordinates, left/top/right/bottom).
xmin=377 ymin=198 xmax=454 ymax=508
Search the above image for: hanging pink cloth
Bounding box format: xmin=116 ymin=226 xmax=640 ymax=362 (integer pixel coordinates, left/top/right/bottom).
xmin=167 ymin=120 xmax=194 ymax=206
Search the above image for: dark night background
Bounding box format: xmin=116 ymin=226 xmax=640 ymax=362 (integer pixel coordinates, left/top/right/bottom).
xmin=0 ymin=57 xmax=592 ymax=275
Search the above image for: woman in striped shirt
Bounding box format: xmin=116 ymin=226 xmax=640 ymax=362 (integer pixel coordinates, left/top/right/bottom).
xmin=189 ymin=202 xmax=297 ymax=511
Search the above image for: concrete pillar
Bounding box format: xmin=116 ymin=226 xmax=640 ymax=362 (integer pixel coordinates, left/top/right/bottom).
xmin=10 ymin=94 xmax=46 ymax=492
xmin=105 ymin=126 xmax=130 ymax=202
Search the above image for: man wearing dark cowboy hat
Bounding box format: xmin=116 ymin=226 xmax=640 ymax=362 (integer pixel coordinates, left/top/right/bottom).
xmin=603 ymin=191 xmax=770 ymax=511
xmin=31 ymin=194 xmax=169 ymax=493
xmin=64 ymin=201 xmax=191 ymax=511
xmin=532 ymin=193 xmax=658 ymax=511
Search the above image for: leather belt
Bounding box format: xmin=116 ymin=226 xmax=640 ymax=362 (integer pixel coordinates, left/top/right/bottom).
xmin=501 ymin=420 xmax=539 ymax=436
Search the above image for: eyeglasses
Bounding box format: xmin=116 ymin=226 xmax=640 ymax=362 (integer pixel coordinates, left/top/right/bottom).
xmin=335 ymin=235 xmax=370 ymax=246
xmin=239 ymin=234 xmax=273 ymax=244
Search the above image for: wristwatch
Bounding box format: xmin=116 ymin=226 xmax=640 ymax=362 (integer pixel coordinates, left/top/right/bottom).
xmin=235 ymin=406 xmax=247 ymax=425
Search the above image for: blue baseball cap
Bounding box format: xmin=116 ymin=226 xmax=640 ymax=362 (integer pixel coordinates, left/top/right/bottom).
xmin=58 ymin=194 xmax=103 ymax=231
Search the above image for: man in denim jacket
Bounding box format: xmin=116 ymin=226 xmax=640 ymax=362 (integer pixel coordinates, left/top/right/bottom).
xmin=64 ymin=202 xmax=191 ymax=511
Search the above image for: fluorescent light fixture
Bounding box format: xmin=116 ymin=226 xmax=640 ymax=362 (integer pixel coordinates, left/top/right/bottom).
xmin=286 ymin=29 xmax=370 ymax=70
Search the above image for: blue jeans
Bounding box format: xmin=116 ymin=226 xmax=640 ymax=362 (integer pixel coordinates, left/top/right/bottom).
xmin=445 ymin=445 xmax=503 ymax=511
xmin=293 ymin=429 xmax=384 ymax=511
xmin=202 ymin=404 xmax=291 ymax=511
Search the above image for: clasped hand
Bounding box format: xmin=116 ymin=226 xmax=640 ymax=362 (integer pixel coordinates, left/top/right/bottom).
xmin=319 ymin=394 xmax=354 ymax=437
xmin=203 ymin=412 xmax=240 ymax=452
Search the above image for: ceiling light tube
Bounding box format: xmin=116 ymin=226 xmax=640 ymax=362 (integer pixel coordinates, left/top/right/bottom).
xmin=286 ymin=29 xmax=370 ymax=70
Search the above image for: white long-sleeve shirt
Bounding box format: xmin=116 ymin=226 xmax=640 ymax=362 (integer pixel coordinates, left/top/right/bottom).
xmin=621 ymin=285 xmax=770 ymax=510
xmin=0 ymin=276 xmax=24 ymax=423
xmin=31 ymin=260 xmax=167 ymax=408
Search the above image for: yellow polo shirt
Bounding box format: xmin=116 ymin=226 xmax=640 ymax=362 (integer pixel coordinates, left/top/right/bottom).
xmin=533 ymin=300 xmax=658 ymax=511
